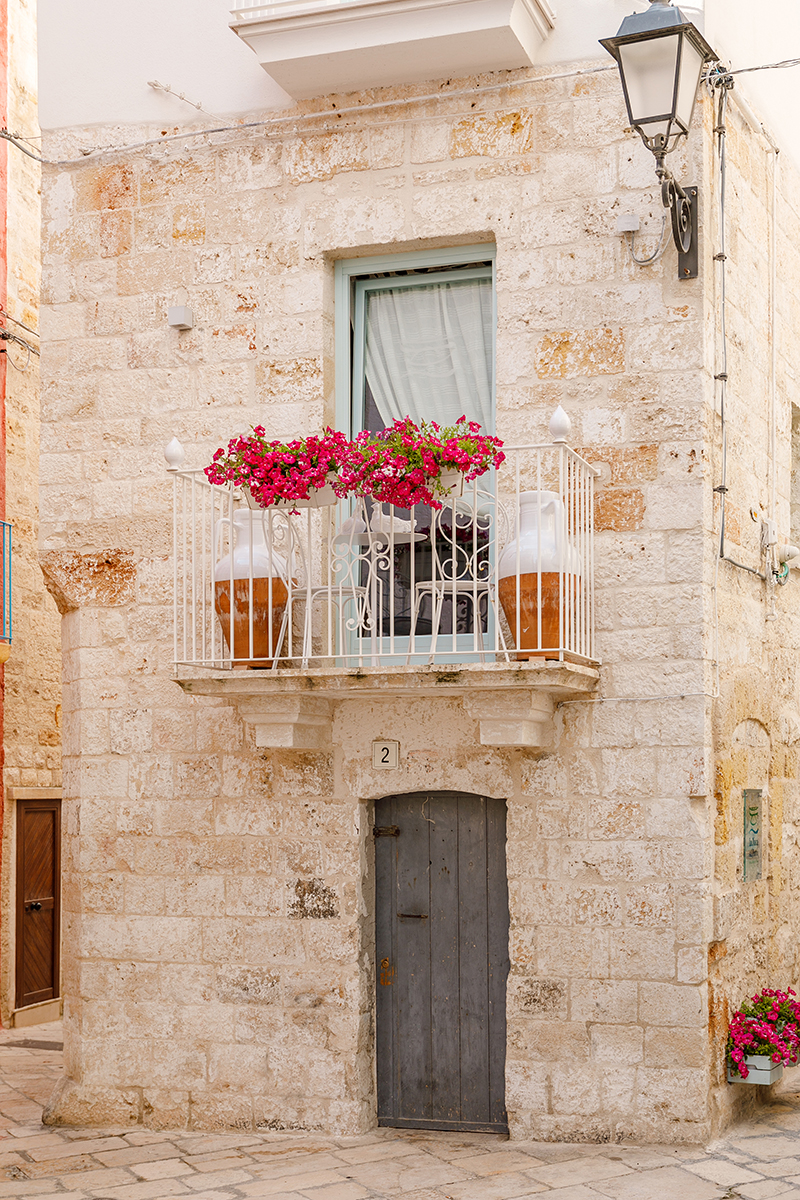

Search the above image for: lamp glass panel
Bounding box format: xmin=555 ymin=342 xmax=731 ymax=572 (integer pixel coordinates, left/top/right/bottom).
xmin=675 ymin=37 xmax=704 ymax=130
xmin=618 ymin=33 xmax=680 ymax=126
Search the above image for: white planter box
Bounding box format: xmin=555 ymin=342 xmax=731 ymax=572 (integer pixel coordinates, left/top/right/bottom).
xmin=245 ymin=482 xmax=337 ymax=509
xmin=438 ymin=469 xmax=465 ymax=497
xmin=727 ymin=1054 xmax=784 ymax=1085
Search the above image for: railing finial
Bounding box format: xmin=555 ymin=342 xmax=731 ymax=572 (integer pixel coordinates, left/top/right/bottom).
xmin=165 ymin=437 xmax=186 ymax=472
xmin=549 ymin=405 xmax=571 ymax=444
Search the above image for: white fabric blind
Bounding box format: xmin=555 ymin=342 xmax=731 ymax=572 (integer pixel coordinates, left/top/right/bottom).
xmin=364 ymin=276 xmax=493 ymax=432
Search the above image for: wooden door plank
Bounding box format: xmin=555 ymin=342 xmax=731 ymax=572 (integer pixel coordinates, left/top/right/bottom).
xmin=457 ymin=794 xmax=491 ymax=1125
xmin=487 ymin=798 xmax=510 ymax=1127
xmin=394 ymin=794 xmax=433 ymax=1120
xmin=375 ymin=796 xmax=396 ymax=1122
xmin=429 ymin=792 xmax=461 ymax=1122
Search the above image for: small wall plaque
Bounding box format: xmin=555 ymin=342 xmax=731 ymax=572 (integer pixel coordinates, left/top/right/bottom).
xmin=372 ymin=740 xmax=399 ymax=769
xmin=743 ymin=789 xmax=763 ymax=882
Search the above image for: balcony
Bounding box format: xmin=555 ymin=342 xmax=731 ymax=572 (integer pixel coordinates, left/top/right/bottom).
xmin=169 ymin=433 xmax=599 ymax=748
xmin=230 ymin=0 xmax=556 ymax=99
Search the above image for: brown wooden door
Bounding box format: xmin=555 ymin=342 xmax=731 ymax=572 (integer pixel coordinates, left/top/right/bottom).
xmin=16 ymin=799 xmax=61 ymax=1009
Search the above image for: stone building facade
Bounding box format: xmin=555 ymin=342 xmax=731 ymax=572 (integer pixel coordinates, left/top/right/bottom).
xmin=0 ymin=0 xmax=62 ymax=1028
xmin=33 ymin=1 xmax=800 ymax=1143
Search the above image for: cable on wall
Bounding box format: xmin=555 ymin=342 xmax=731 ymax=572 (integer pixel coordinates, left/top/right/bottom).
xmin=624 ymin=214 xmax=669 ymax=266
xmin=0 ymin=52 xmax=796 ymax=170
xmin=0 ymin=64 xmax=619 ymax=168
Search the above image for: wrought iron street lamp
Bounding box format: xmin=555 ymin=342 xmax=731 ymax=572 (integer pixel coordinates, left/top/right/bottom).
xmin=601 ymin=0 xmax=716 ymax=278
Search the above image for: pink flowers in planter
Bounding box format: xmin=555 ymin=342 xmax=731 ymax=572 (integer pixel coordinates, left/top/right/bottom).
xmin=727 ymin=987 xmax=800 ymax=1079
xmin=204 ymin=417 xmax=505 ymax=510
xmin=341 ymin=417 xmax=505 ymax=510
xmin=205 ymin=427 xmax=352 ymax=508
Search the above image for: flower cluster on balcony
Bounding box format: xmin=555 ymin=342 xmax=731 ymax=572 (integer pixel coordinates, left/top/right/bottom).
xmin=204 ymin=418 xmax=505 ymax=510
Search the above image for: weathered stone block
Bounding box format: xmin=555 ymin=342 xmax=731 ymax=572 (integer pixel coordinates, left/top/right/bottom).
xmin=216 ymin=966 xmax=280 ymax=1005
xmin=536 ymin=328 xmax=625 ymax=379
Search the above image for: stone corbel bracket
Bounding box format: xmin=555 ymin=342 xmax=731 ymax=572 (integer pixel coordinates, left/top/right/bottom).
xmin=235 ymin=695 xmax=332 ymax=749
xmin=177 ymin=661 xmax=598 ymax=751
xmin=462 ymin=689 xmax=554 ymax=749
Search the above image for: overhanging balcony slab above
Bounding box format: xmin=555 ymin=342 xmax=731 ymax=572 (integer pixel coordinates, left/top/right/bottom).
xmin=230 ymin=0 xmax=556 ymax=99
xmin=175 ymin=660 xmax=598 ymax=749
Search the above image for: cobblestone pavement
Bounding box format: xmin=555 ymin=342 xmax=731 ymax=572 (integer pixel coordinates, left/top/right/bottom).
xmin=5 ymin=1023 xmax=800 ymax=1199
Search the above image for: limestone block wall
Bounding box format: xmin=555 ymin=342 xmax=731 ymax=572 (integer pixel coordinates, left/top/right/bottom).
xmin=698 ymin=97 xmax=800 ymax=1129
xmin=0 ymin=0 xmax=63 ymax=1025
xmin=36 ymin=64 xmax=734 ymax=1141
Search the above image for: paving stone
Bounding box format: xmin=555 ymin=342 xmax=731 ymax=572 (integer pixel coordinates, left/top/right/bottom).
xmin=181 ymin=1168 xmax=256 ymax=1189
xmin=125 ymin=1132 xmax=185 ymax=1144
xmin=28 ymin=1194 xmax=88 ymax=1200
xmin=732 ymin=1138 xmax=800 ymax=1160
xmin=133 ymin=1159 xmax=197 ymax=1181
xmin=526 ymin=1157 xmax=633 ymax=1189
xmin=101 ymin=1179 xmax=192 ymax=1200
xmin=517 ymin=1144 xmax=609 ymax=1163
xmin=736 ymin=1181 xmax=796 ymax=1199
xmin=446 ymin=1174 xmax=548 ymax=1198
xmin=239 ymin=1172 xmax=350 ymax=1196
xmin=350 ymin=1160 xmax=471 ymax=1191
xmin=447 ymin=1150 xmax=547 ymax=1176
xmin=757 ymin=1161 xmax=800 ymax=1177
xmin=176 ymin=1136 xmax=265 ymax=1154
xmin=60 ymin=1168 xmax=135 ymax=1190
xmin=522 ymin=1188 xmax=603 ymax=1200
xmin=587 ymin=1165 xmax=724 ymax=1199
xmin=178 ymin=1193 xmax=239 ymax=1200
xmin=298 ymin=1184 xmax=371 ymax=1200
xmin=95 ymin=1143 xmax=192 ymax=1167
xmin=332 ymin=1144 xmax=419 ymax=1165
xmin=601 ymin=1148 xmax=682 ymax=1170
xmin=251 ymin=1156 xmax=353 ymax=1180
xmin=0 ymin=1185 xmax=60 ymax=1197
xmin=684 ymin=1158 xmax=764 ymax=1185
xmin=26 ymin=1136 xmax=130 ymax=1161
xmin=182 ymin=1153 xmax=253 ymax=1169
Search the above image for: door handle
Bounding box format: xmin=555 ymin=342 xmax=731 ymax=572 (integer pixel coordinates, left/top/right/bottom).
xmin=26 ymin=901 xmax=42 ymax=912
xmin=398 ymin=913 xmax=428 ymax=919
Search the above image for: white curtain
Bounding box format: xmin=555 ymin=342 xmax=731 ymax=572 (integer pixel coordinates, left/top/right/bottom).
xmin=364 ymin=277 xmax=493 ymax=433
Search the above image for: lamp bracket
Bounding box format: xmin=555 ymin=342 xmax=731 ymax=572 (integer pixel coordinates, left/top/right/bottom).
xmin=655 ymin=156 xmax=698 ymax=279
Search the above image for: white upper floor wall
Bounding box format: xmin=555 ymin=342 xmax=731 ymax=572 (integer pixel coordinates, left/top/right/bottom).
xmin=38 ymin=0 xmax=800 ymax=167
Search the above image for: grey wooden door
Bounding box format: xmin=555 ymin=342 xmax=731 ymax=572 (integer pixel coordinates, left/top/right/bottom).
xmin=375 ymin=791 xmax=509 ymax=1133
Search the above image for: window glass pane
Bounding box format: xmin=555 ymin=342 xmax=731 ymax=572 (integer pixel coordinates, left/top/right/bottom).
xmin=353 ymin=268 xmax=495 ymax=652
xmin=675 ymin=37 xmax=704 ymax=130
xmin=619 ymin=33 xmax=679 ymax=125
xmin=364 ymin=276 xmax=493 ymax=433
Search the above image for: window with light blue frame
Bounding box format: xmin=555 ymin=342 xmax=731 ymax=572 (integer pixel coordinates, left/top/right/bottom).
xmin=334 ymin=245 xmax=497 ymax=662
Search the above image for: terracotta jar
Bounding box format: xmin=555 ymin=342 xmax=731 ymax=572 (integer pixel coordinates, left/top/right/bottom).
xmin=214 ymin=510 xmax=290 ymax=667
xmin=497 ymin=491 xmax=579 ymax=659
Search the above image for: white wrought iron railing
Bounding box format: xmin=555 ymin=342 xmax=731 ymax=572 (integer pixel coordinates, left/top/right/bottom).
xmin=168 ymin=432 xmax=597 ymax=671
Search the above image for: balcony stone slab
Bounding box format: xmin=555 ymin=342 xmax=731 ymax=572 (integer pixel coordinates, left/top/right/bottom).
xmin=176 ymin=659 xmax=598 ymax=749
xmin=231 ymin=0 xmax=556 ymax=100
